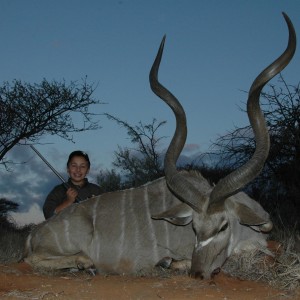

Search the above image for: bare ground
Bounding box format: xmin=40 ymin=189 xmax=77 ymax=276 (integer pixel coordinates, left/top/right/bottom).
xmin=0 ymin=262 xmax=299 ymax=300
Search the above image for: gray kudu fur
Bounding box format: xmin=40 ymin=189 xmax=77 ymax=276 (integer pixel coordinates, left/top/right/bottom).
xmin=24 ymin=13 xmax=296 ymax=279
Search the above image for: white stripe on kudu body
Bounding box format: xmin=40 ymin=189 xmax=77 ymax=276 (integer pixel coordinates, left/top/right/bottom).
xmin=24 ymin=14 xmax=296 ymax=279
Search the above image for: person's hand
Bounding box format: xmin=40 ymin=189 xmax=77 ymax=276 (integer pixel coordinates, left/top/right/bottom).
xmin=53 ymin=187 xmax=78 ymax=215
xmin=66 ymin=187 xmax=78 ymax=204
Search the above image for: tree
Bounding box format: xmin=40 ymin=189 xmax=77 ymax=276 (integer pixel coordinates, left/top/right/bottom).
xmin=0 ymin=198 xmax=19 ymax=217
xmin=96 ymin=169 xmax=123 ymax=193
xmin=212 ymin=75 xmax=300 ymax=226
xmin=0 ymin=198 xmax=19 ymax=230
xmin=0 ymin=78 xmax=100 ymax=166
xmin=105 ymin=114 xmax=166 ymax=187
xmin=0 ymin=198 xmax=32 ymax=264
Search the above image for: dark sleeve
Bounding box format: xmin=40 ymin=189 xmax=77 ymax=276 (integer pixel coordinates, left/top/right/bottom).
xmin=89 ymin=183 xmax=102 ymax=196
xmin=43 ymin=184 xmax=67 ymax=219
xmin=77 ymin=183 xmax=102 ymax=202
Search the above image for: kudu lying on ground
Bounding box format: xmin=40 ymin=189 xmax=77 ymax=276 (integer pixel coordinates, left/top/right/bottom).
xmin=24 ymin=13 xmax=296 ymax=279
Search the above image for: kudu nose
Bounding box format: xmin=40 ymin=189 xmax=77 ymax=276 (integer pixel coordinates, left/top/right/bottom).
xmin=190 ymin=267 xmax=221 ymax=280
xmin=190 ymin=271 xmax=204 ymax=280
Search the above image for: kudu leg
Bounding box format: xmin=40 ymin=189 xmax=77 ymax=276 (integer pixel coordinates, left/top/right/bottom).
xmin=25 ymin=252 xmax=94 ymax=270
xmin=156 ymin=256 xmax=191 ymax=272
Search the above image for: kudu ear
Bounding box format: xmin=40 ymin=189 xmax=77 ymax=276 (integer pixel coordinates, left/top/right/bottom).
xmin=227 ymin=201 xmax=273 ymax=232
xmin=152 ymin=203 xmax=193 ymax=226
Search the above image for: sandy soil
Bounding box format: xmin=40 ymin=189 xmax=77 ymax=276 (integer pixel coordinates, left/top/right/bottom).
xmin=0 ymin=262 xmax=299 ymax=300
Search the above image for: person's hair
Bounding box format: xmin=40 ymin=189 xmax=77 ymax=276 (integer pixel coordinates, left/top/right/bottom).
xmin=67 ymin=151 xmax=90 ymax=168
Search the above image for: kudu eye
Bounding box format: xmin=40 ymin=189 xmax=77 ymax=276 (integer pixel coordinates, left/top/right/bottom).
xmin=218 ymin=222 xmax=228 ymax=233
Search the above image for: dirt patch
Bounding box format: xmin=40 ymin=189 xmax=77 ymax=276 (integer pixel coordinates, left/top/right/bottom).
xmin=0 ymin=262 xmax=299 ymax=300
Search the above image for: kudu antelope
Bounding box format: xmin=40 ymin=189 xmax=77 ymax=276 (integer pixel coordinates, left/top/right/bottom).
xmin=24 ymin=13 xmax=296 ymax=279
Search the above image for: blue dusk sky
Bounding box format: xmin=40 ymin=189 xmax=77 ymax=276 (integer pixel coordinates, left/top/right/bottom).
xmin=0 ymin=0 xmax=299 ymax=224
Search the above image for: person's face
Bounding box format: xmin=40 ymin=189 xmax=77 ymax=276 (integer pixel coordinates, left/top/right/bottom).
xmin=67 ymin=156 xmax=90 ymax=185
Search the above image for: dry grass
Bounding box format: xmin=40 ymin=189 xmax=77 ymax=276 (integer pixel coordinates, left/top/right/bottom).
xmin=0 ymin=218 xmax=33 ymax=264
xmin=223 ymin=232 xmax=300 ymax=290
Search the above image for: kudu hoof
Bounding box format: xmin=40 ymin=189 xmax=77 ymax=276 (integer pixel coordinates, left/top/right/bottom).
xmin=155 ymin=256 xmax=173 ymax=269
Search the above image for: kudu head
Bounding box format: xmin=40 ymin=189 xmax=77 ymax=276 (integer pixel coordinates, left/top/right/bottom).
xmin=150 ymin=13 xmax=296 ymax=279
